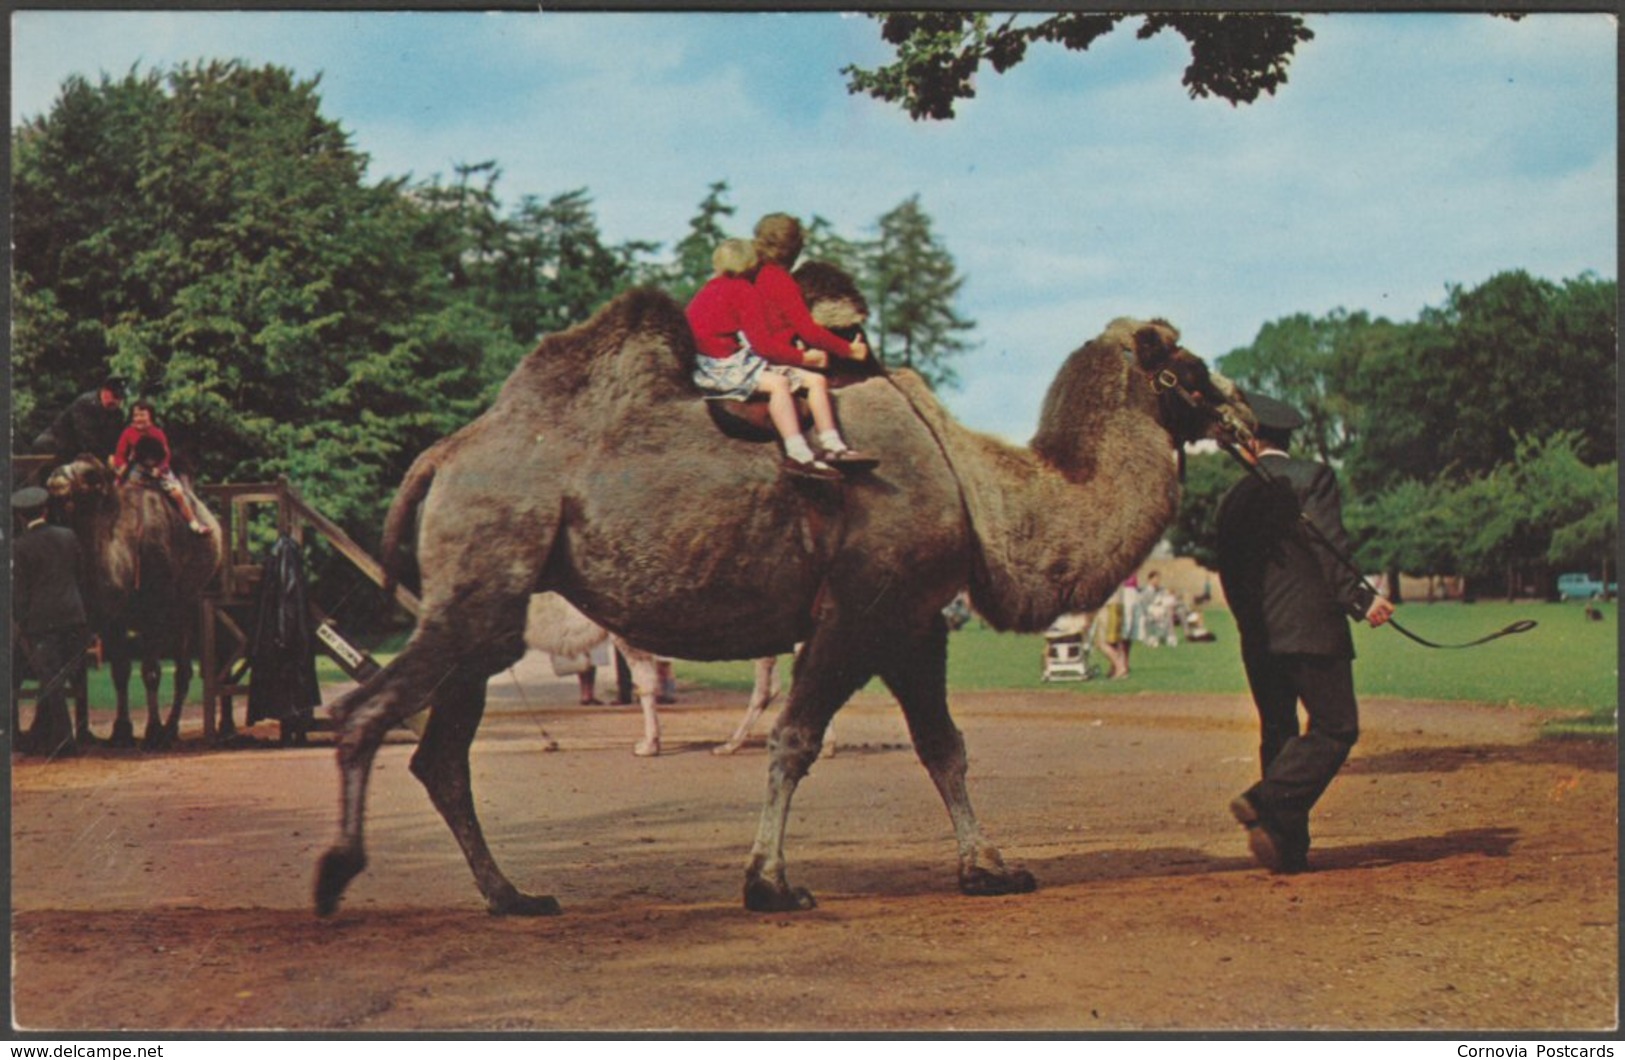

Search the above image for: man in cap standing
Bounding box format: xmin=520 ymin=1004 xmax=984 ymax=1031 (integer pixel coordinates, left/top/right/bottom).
xmin=31 ymin=377 xmax=126 ymax=464
xmin=12 ymin=486 xmax=91 ymax=757
xmin=1216 ymin=393 xmax=1394 ymax=872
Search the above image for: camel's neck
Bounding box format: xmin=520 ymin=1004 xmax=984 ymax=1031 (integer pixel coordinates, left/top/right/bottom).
xmin=74 ymin=491 xmax=139 ymax=595
xmin=955 ymin=346 xmax=1181 ymax=632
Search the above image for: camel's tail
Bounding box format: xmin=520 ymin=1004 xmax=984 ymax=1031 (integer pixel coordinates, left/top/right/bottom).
xmin=379 ymin=438 xmax=448 ymax=597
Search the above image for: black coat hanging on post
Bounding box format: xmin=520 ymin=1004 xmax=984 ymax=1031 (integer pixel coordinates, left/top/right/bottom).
xmin=246 ymin=534 xmax=321 ymax=735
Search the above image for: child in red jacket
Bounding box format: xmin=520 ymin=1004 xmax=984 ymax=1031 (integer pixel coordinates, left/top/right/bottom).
xmin=751 ymin=212 xmax=871 ymax=374
xmin=111 ymin=400 xmax=210 ymax=534
xmin=686 ymin=239 xmax=877 ymax=479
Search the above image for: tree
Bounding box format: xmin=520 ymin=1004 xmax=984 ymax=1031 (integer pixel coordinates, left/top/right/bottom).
xmin=13 ymin=61 xmax=507 ymax=537
xmin=802 ymin=213 xmax=871 ymax=279
xmin=845 ymin=12 xmax=1313 ymax=121
xmin=1348 ymin=271 xmax=1617 ymax=494
xmin=1217 ymin=309 xmax=1395 ymax=467
xmin=665 ymin=180 xmax=736 ymax=303
xmin=1166 ymin=449 xmax=1246 ymax=570
xmin=870 ymin=195 xmax=975 ymax=389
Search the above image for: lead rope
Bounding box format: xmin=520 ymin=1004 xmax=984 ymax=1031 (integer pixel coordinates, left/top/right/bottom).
xmin=1218 ymin=439 xmax=1537 ymax=650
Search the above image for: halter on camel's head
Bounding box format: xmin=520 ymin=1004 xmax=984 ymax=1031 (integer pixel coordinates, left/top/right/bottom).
xmin=1100 ymin=317 xmax=1257 ymax=450
xmin=46 ymin=454 xmax=113 ymax=497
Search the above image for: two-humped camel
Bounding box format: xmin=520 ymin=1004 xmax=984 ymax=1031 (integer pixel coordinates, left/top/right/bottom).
xmin=315 ymin=269 xmax=1254 ymax=916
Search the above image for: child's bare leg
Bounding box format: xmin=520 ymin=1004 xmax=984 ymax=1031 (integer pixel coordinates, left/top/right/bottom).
xmin=758 ymin=373 xmax=801 ymax=442
xmin=802 ymin=372 xmax=839 ymax=436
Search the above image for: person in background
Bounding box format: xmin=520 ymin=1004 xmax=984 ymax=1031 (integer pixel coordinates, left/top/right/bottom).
xmin=31 ymin=377 xmax=126 ymax=464
xmin=111 ymin=400 xmax=210 ymax=535
xmin=12 ymin=487 xmax=91 ymax=759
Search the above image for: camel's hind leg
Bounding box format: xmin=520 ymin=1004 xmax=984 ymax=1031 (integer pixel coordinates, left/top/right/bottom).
xmin=409 ymin=659 xmax=561 ymax=915
xmin=880 ymin=616 xmax=1036 ymax=898
xmin=742 ymin=638 xmax=869 ymax=912
xmin=315 ymin=639 xmax=452 ymax=915
xmin=315 ymin=599 xmax=550 ymax=917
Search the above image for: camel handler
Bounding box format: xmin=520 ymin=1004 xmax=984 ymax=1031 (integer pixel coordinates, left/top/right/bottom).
xmin=30 ymin=376 xmax=126 ymax=464
xmin=1215 ymin=392 xmax=1393 ymax=873
xmin=110 ymin=399 xmax=211 ymax=535
xmin=12 ymin=486 xmax=92 ymax=759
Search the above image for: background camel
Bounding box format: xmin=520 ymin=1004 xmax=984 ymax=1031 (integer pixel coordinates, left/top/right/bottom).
xmin=523 ymin=592 xmax=803 ymax=758
xmin=46 ymin=455 xmax=223 ymax=748
xmin=315 ymin=269 xmax=1253 ymax=918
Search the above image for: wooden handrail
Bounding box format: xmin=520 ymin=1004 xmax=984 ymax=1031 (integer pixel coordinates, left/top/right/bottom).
xmin=276 ymin=476 xmax=421 ymax=617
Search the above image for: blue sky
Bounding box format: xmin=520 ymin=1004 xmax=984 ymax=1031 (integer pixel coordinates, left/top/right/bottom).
xmin=12 ymin=10 xmax=1617 ymax=442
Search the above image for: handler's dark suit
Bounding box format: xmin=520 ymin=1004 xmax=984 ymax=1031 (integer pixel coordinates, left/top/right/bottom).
xmin=32 ymin=389 xmax=124 ymax=461
xmin=1216 ymin=451 xmax=1374 ymax=867
xmin=14 ymin=517 xmax=90 ymax=756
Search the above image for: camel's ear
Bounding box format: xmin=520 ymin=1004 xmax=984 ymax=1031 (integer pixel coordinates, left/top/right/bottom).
xmin=1132 ymin=321 xmax=1179 ymax=371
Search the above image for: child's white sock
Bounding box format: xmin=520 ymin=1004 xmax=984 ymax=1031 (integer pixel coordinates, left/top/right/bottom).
xmin=784 ymin=434 xmax=818 ymax=463
xmin=817 ymin=429 xmax=848 ymax=453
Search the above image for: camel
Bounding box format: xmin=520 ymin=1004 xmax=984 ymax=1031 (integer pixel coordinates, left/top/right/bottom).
xmin=314 ymin=272 xmax=1254 ymax=918
xmin=46 ymin=456 xmax=224 ymax=748
xmin=523 ymin=592 xmax=800 ymax=758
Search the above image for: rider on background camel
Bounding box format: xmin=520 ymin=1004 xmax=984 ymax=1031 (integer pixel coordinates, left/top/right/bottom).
xmin=110 ymin=399 xmax=211 ymax=535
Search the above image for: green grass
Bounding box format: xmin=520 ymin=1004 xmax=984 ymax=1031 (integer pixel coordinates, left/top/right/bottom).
xmin=54 ymin=602 xmax=1614 ymax=738
xmin=681 ymin=600 xmax=1618 ymax=736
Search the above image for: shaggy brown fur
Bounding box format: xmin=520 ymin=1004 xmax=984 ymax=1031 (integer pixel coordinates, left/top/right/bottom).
xmin=46 ymin=456 xmax=223 ymax=748
xmin=318 ymin=274 xmax=1253 ymax=920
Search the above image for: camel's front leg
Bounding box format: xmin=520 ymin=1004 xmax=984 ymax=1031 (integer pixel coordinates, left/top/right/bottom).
xmin=161 ymin=649 xmax=194 ymax=744
xmin=106 ymin=633 xmax=137 ymax=747
xmin=881 ymin=617 xmax=1036 ymax=898
xmin=743 ymin=639 xmax=868 ymax=912
xmin=139 ymin=652 xmax=170 ymax=750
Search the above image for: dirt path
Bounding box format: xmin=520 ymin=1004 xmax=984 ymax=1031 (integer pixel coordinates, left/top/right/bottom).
xmin=10 ymin=654 xmax=1617 ymax=1033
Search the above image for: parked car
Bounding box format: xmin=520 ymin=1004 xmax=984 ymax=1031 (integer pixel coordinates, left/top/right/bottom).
xmin=1556 ymin=572 xmax=1616 ymax=600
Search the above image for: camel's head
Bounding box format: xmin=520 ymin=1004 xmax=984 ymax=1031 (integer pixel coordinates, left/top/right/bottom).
xmin=1108 ymin=318 xmax=1257 ymax=449
xmin=793 ymin=260 xmax=869 ymax=339
xmin=45 ymin=454 xmax=117 ymax=518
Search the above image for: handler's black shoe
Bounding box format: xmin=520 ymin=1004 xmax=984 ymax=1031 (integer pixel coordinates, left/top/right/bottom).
xmin=1230 ymin=794 xmax=1287 ymax=873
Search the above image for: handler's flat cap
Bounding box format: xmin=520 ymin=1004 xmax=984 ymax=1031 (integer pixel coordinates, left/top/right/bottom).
xmin=1245 ymin=392 xmax=1306 ymax=432
xmin=12 ymin=486 xmax=49 ymax=511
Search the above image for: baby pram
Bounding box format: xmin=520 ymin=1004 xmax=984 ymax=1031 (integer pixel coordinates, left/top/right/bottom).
xmin=1041 ymin=611 xmax=1098 ymax=682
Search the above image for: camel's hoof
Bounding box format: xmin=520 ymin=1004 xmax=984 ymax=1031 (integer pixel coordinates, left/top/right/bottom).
xmin=141 ymin=728 xmax=173 ymax=752
xmin=314 ymin=847 xmax=367 ymax=917
xmin=743 ymin=878 xmax=817 ymax=913
xmin=487 ymin=892 xmax=562 ymax=917
xmin=74 ymin=730 xmax=100 ymax=749
xmin=633 ymin=738 xmax=661 ymax=757
xmin=109 ymin=722 xmax=136 ymax=749
xmin=959 ymin=866 xmax=1038 ymax=897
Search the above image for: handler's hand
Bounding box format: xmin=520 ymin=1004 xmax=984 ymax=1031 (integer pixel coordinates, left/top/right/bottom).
xmin=1365 ymin=596 xmax=1395 ymax=628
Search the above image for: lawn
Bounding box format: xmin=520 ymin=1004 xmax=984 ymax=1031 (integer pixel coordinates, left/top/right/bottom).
xmin=50 ymin=601 xmax=1616 ymax=737
xmin=677 ymin=600 xmax=1618 ymax=735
